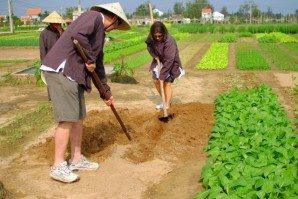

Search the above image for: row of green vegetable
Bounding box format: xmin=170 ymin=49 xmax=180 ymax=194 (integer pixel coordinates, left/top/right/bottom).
xmin=195 ymin=40 xmax=297 ymax=71
xmin=196 ymin=85 xmax=298 ymax=198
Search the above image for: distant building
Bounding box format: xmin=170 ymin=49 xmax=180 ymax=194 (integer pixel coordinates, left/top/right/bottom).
xmin=170 ymin=14 xmax=183 ymax=23
xmin=0 ymin=15 xmax=7 ymax=22
xmin=131 ymin=16 xmax=151 ymax=25
xmin=213 ymin=11 xmax=224 ymax=22
xmin=202 ymin=7 xmax=212 ymax=22
xmin=153 ymin=8 xmax=164 ymax=17
xmin=27 ymin=8 xmax=42 ymax=21
xmin=20 ymin=16 xmax=31 ymax=25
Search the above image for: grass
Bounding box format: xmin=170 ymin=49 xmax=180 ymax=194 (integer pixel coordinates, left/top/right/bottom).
xmin=281 ymin=43 xmax=298 ymax=54
xmin=0 ymin=72 xmax=36 ymax=87
xmin=204 ymin=33 xmax=223 ymax=42
xmin=260 ymin=43 xmax=298 ymax=71
xmin=0 ymin=102 xmax=54 ymax=154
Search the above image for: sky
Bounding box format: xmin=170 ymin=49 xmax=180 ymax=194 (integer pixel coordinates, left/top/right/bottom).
xmin=0 ymin=0 xmax=297 ymax=17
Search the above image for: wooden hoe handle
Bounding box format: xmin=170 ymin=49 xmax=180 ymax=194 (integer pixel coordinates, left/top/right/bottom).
xmin=73 ymin=38 xmax=132 ymax=141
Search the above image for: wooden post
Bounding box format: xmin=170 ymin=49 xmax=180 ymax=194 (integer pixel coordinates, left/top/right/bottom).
xmin=149 ymin=2 xmax=154 ymax=24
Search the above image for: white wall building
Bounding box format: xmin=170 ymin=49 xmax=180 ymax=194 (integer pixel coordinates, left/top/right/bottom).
xmin=213 ymin=11 xmax=224 ymax=22
xmin=153 ymin=8 xmax=164 ymax=17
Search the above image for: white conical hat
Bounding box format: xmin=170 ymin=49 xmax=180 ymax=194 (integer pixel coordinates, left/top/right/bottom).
xmin=91 ymin=2 xmax=131 ymax=30
xmin=42 ymin=11 xmax=64 ymax=24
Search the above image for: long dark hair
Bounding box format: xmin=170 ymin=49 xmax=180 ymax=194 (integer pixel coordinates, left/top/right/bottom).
xmin=150 ymin=21 xmax=168 ymax=42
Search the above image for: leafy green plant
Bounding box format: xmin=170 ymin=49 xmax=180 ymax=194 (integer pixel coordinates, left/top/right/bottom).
xmin=111 ymin=56 xmax=137 ymax=84
xmin=113 ymin=60 xmax=133 ymax=76
xmin=239 ymin=32 xmax=253 ymax=37
xmin=196 ymin=43 xmax=229 ymax=70
xmin=196 ymin=85 xmax=298 ymax=198
xmin=219 ymin=34 xmax=237 ymax=43
xmin=236 ymin=43 xmax=269 ymax=70
xmin=33 ymin=60 xmax=44 ymax=87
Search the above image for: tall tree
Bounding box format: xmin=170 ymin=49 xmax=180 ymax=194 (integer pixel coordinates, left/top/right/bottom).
xmin=238 ymin=1 xmax=259 ymax=21
xmin=133 ymin=2 xmax=151 ymax=16
xmin=64 ymin=7 xmax=76 ymax=19
xmin=39 ymin=10 xmax=50 ymax=21
xmin=266 ymin=7 xmax=273 ymax=18
xmin=220 ymin=6 xmax=229 ymax=16
xmin=238 ymin=1 xmax=258 ymax=16
xmin=173 ymin=2 xmax=184 ymax=15
xmin=185 ymin=0 xmax=211 ymax=19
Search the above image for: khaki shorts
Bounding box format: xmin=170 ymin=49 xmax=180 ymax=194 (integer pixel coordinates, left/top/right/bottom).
xmin=43 ymin=71 xmax=86 ymax=122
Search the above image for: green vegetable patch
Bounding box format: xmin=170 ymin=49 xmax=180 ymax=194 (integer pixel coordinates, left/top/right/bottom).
xmin=236 ymin=43 xmax=269 ymax=70
xmin=260 ymin=43 xmax=298 ymax=71
xmin=196 ymin=85 xmax=298 ymax=199
xmin=196 ymin=43 xmax=229 ymax=70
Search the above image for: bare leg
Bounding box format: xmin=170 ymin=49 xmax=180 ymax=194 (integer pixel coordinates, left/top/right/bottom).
xmin=163 ymin=82 xmax=172 ymax=108
xmin=153 ymin=79 xmax=161 ymax=95
xmin=53 ymin=121 xmax=73 ymax=167
xmin=70 ymin=120 xmax=83 ymax=163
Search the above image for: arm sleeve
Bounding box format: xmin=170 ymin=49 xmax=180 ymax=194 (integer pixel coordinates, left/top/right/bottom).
xmin=39 ymin=32 xmax=47 ymax=61
xmin=72 ymin=14 xmax=102 ymax=63
xmin=159 ymin=38 xmax=176 ymax=80
xmin=145 ymin=35 xmax=157 ymax=59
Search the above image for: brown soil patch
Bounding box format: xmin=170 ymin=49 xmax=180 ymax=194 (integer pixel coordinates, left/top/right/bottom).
xmin=1 ymin=102 xmax=213 ymax=198
xmin=0 ymin=47 xmax=39 ymax=60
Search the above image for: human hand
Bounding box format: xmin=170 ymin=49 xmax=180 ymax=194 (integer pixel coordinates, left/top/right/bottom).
xmin=85 ymin=63 xmax=96 ymax=72
xmin=104 ymin=96 xmax=114 ymax=106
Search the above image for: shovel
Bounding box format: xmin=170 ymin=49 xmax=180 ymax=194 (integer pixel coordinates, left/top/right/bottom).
xmin=156 ymin=58 xmax=174 ymax=122
xmin=72 ymin=38 xmax=132 ymax=141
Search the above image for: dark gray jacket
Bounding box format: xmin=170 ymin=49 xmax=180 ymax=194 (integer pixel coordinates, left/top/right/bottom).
xmin=145 ymin=34 xmax=182 ymax=80
xmin=39 ymin=25 xmax=63 ymax=61
xmin=42 ymin=10 xmax=111 ymax=99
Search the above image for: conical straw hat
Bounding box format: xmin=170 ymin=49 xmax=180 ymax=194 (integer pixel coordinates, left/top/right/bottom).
xmin=91 ymin=2 xmax=131 ymax=30
xmin=42 ymin=11 xmax=64 ymax=24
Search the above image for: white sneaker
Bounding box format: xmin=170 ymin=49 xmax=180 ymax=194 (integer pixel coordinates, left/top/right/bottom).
xmin=155 ymin=103 xmax=164 ymax=110
xmin=155 ymin=103 xmax=170 ymax=109
xmin=69 ymin=155 xmax=99 ymax=171
xmin=49 ymin=161 xmax=79 ymax=183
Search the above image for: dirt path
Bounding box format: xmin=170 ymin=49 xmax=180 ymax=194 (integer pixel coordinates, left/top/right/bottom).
xmin=0 ymin=42 xmax=297 ymax=199
xmin=0 ymin=47 xmax=39 ymax=60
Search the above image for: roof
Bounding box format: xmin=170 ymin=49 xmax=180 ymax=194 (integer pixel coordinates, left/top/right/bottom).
xmin=27 ymin=8 xmax=42 ymax=16
xmin=213 ymin=11 xmax=224 ymax=16
xmin=202 ymin=7 xmax=212 ymax=13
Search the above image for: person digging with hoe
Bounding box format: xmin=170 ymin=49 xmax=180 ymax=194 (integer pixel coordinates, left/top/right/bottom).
xmin=40 ymin=2 xmax=131 ymax=183
xmin=145 ymin=21 xmax=185 ymax=121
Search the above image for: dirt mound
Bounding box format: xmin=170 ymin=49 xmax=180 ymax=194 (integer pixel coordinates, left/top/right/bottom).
xmin=0 ymin=181 xmax=11 ymax=199
xmin=30 ymin=102 xmax=213 ymax=165
xmin=0 ymin=102 xmax=213 ymax=198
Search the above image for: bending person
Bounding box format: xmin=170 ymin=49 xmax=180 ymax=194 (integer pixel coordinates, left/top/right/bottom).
xmin=145 ymin=21 xmax=185 ymax=109
xmin=40 ymin=3 xmax=130 ymax=183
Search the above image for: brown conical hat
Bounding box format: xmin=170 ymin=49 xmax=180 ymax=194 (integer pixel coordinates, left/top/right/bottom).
xmin=91 ymin=2 xmax=131 ymax=30
xmin=42 ymin=11 xmax=64 ymax=24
